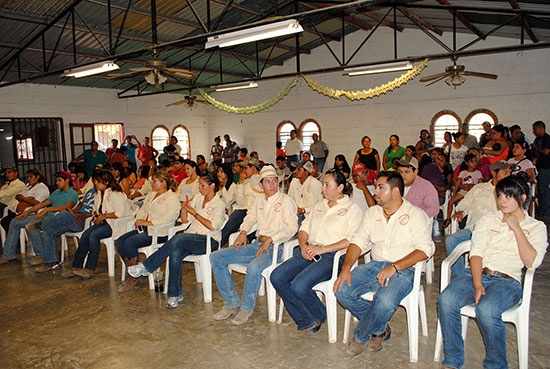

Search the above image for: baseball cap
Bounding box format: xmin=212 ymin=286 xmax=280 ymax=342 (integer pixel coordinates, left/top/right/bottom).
xmin=293 ymin=161 xmax=314 ymax=173
xmin=240 ymin=157 xmax=260 ymax=169
xmin=259 ymin=165 xmax=278 ymax=180
xmin=490 ymin=160 xmax=515 ymax=172
xmin=396 ymin=155 xmax=419 ymax=170
xmin=3 ymin=165 xmax=18 ymax=172
xmin=352 ymin=163 xmax=367 ymax=175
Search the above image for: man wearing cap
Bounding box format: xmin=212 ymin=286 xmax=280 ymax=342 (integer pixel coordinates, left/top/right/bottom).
xmin=396 ymin=155 xmax=440 ymax=219
xmin=445 ymin=160 xmax=513 ymax=277
xmin=211 ymin=165 xmax=298 ymax=326
xmin=334 ymin=171 xmax=434 ymax=356
xmin=351 ymin=163 xmax=376 ymax=213
xmin=285 ymin=130 xmax=304 ymax=171
xmin=0 ymin=166 xmax=25 ymax=216
xmin=219 ymin=158 xmax=263 ymax=247
xmin=0 ymin=171 xmax=78 ymax=266
xmin=461 ymin=123 xmax=479 ymax=149
xmin=288 ymin=161 xmax=322 ymax=226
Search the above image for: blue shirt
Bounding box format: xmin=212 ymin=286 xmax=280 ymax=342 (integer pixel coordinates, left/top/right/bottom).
xmin=124 ymin=143 xmax=137 ymax=163
xmin=78 ymin=188 xmax=96 ymax=213
xmin=48 ymin=188 xmax=78 ymax=207
xmin=82 ymin=149 xmax=108 ymax=176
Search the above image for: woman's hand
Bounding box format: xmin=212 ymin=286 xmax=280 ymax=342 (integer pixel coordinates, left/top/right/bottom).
xmin=93 ymin=214 xmax=106 ymax=224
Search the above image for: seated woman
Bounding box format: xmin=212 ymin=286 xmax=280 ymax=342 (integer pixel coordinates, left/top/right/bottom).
xmin=128 ymin=173 xmax=226 ymax=308
xmin=482 ymin=124 xmax=509 ymax=163
xmin=270 ymin=170 xmax=362 ymax=338
xmin=128 ymin=165 xmax=152 ymax=200
xmin=68 ymin=170 xmax=131 ymax=278
xmin=438 ymin=175 xmax=547 ymax=369
xmin=178 ymin=159 xmax=199 ymax=202
xmin=217 ymin=165 xmax=236 ymax=207
xmin=115 ymin=171 xmax=181 ymax=292
xmin=330 ymin=154 xmax=351 ymax=179
xmin=111 ymin=162 xmax=131 ymax=197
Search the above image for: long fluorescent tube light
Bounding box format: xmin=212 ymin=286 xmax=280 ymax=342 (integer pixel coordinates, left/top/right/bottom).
xmin=344 ymin=61 xmax=413 ymax=76
xmin=213 ymin=81 xmax=258 ymax=92
xmin=205 ymin=19 xmax=303 ymax=49
xmin=63 ymin=61 xmax=119 ymax=78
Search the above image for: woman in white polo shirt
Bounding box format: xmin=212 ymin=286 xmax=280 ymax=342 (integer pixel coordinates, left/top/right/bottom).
xmin=115 ymin=171 xmax=181 ymax=293
xmin=271 ymin=170 xmax=362 ymax=339
xmin=438 ymin=175 xmax=547 ymax=369
xmin=128 ymin=173 xmax=226 ymax=309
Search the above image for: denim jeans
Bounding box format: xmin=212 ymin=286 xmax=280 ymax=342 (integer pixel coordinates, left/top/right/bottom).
xmin=438 ymin=269 xmax=522 ymax=369
xmin=115 ymin=228 xmax=167 ymax=261
xmin=286 ymin=155 xmax=300 ymax=171
xmin=445 ymin=229 xmax=472 ymax=278
xmin=220 ymin=209 xmax=247 ymax=247
xmin=1 ymin=210 xmax=17 ymax=232
xmin=335 ymin=260 xmax=415 ymax=343
xmin=314 ymin=157 xmax=326 ymax=173
xmin=72 ymin=222 xmax=112 ymax=270
xmin=1 ymin=215 xmax=39 ymax=260
xmin=271 ymin=247 xmax=338 ymax=330
xmin=210 ymin=239 xmax=282 ymax=313
xmin=142 ymin=232 xmax=218 ymax=298
xmin=39 ymin=211 xmax=86 ymax=263
xmin=26 ymin=213 xmax=57 ymax=262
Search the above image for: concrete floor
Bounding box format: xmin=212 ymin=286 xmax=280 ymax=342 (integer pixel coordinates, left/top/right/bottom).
xmin=1 ymin=222 xmax=549 ymax=369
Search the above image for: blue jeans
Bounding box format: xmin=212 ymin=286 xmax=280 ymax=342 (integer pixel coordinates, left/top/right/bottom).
xmin=40 ymin=211 xmax=86 ymax=263
xmin=438 ymin=269 xmax=522 ymax=369
xmin=286 ymin=155 xmax=300 ymax=171
xmin=142 ymin=232 xmax=218 ymax=298
xmin=72 ymin=222 xmax=112 ymax=270
xmin=116 ymin=228 xmax=168 ymax=261
xmin=220 ymin=209 xmax=247 ymax=247
xmin=271 ymin=247 xmax=338 ymax=330
xmin=314 ymin=157 xmax=326 ymax=173
xmin=445 ymin=229 xmax=472 ymax=278
xmin=26 ymin=213 xmax=57 ymax=262
xmin=210 ymin=239 xmax=282 ymax=313
xmin=335 ymin=260 xmax=414 ymax=343
xmin=1 ymin=215 xmax=39 ymax=260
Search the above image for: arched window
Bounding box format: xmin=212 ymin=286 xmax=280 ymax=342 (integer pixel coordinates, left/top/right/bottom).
xmin=151 ymin=125 xmax=170 ymax=153
xmin=172 ymin=125 xmax=191 ymax=159
xmin=276 ymin=121 xmax=297 ymax=149
xmin=464 ymin=109 xmax=498 ymax=142
xmin=299 ymin=119 xmax=321 ymax=153
xmin=430 ymin=110 xmax=462 ymax=147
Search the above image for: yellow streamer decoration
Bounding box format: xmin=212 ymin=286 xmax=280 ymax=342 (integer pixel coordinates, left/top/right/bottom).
xmin=302 ymin=59 xmax=429 ymax=100
xmin=198 ymin=77 xmax=299 ymax=114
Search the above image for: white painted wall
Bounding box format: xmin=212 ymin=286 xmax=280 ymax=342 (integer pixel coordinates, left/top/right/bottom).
xmin=1 ymin=27 xmax=549 ymax=169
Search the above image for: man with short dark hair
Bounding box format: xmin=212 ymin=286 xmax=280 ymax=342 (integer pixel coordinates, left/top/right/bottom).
xmin=532 ymin=120 xmax=550 ymax=216
xmin=285 ymin=130 xmax=304 ymax=170
xmin=170 ymin=136 xmax=182 ymax=155
xmin=222 ymin=134 xmax=240 ymax=167
xmin=334 ymin=171 xmax=434 ymax=356
xmin=0 ymin=166 xmax=25 ymax=216
xmin=310 ymin=133 xmax=329 ymax=172
xmin=288 ymin=161 xmax=322 ymax=225
xmin=461 ymin=123 xmax=479 ymax=149
xmin=396 ymin=155 xmax=439 ymax=218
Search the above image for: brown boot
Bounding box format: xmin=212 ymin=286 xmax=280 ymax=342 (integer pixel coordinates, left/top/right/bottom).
xmin=118 ymin=257 xmax=142 ymax=293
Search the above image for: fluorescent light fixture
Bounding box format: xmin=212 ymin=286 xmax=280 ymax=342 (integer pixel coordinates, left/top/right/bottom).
xmin=205 ymin=19 xmax=303 ymax=49
xmin=6 ymin=136 xmax=13 ymax=140
xmin=213 ymin=81 xmax=258 ymax=92
xmin=344 ymin=61 xmax=413 ymax=76
xmin=63 ymin=61 xmax=119 ymax=78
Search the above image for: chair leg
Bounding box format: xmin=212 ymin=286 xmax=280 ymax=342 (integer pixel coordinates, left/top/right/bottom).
xmin=343 ymin=310 xmax=352 ymax=344
xmin=461 ymin=315 xmax=469 ymax=341
xmin=277 ymin=299 xmax=285 ymax=324
xmin=105 ymin=240 xmax=115 ymax=277
xmin=148 ymin=273 xmax=155 ymax=290
xmin=20 ymin=229 xmax=26 ymax=254
xmin=265 ymin=276 xmax=277 ymax=322
xmin=61 ymin=236 xmax=67 ymax=263
xmin=517 ymin=320 xmax=529 ymax=369
xmin=434 ymin=319 xmax=443 ymax=362
xmin=426 ymin=258 xmax=434 ymax=285
xmin=325 ymin=292 xmax=338 ymax=343
xmin=259 ymin=278 xmax=266 ymax=296
xmin=419 ymin=289 xmax=428 ymax=337
xmin=164 ymin=257 xmax=169 ymax=294
xmin=121 ymin=256 xmax=126 ymax=281
xmin=406 ymin=301 xmax=419 ymax=362
xmin=194 ymin=262 xmax=202 ymax=283
xmin=0 ymin=227 xmax=6 ymax=247
xmin=200 ymin=259 xmax=212 ymax=303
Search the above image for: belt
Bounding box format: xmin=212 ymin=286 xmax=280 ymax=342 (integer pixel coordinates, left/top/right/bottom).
xmin=482 ymin=267 xmax=514 ymax=280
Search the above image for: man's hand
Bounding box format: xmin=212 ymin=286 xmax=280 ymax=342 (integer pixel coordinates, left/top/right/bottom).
xmin=376 ymin=265 xmax=397 ymax=287
xmin=474 ymin=284 xmax=486 ymax=305
xmin=452 ymin=211 xmax=464 ymax=222
xmin=334 ymin=268 xmax=352 ymax=293
xmin=300 ymin=243 xmax=312 ymax=260
xmin=34 ymin=209 xmax=47 ymax=220
xmin=93 ymin=214 xmax=105 ymax=224
xmin=231 ymin=231 xmax=248 ymax=251
xmin=256 ymin=237 xmax=273 ymax=256
xmin=356 ymin=181 xmax=367 ymax=192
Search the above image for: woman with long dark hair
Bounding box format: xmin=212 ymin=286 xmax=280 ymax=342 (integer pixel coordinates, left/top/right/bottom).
xmin=382 ymin=134 xmax=406 ymax=170
xmin=331 ymin=154 xmax=351 ymax=178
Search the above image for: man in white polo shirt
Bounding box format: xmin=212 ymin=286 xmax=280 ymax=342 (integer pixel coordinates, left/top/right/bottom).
xmin=334 ymin=171 xmax=434 ymax=356
xmin=285 ymin=130 xmax=303 ymax=170
xmin=288 ymin=161 xmax=322 ymax=226
xmin=210 ymin=165 xmax=298 ymax=326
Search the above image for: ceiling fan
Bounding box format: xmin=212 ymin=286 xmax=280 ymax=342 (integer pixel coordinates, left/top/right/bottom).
xmin=166 ymin=95 xmax=209 ymax=109
xmin=420 ymin=58 xmax=497 ymax=88
xmin=108 ymin=50 xmax=195 ymax=87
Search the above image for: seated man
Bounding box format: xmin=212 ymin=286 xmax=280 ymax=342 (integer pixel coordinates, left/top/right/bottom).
xmin=350 ymin=163 xmax=375 ymax=213
xmin=288 ymin=161 xmax=322 ymax=226
xmin=334 ymin=171 xmax=434 ymax=356
xmin=396 ymin=155 xmax=440 ymax=219
xmin=0 ymin=166 xmax=26 ymax=215
xmin=446 ymin=160 xmax=513 ymax=277
xmin=275 ymin=156 xmax=291 ymax=191
xmin=210 ymin=165 xmax=297 ymax=326
xmin=438 ymin=176 xmax=547 ymax=369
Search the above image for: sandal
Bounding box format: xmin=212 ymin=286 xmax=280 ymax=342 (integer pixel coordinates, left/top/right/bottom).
xmin=442 ymin=219 xmax=451 ymax=229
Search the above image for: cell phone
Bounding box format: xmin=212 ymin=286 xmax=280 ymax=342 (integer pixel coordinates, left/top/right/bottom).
xmin=137 ymin=225 xmax=145 ymax=233
xmin=313 ymin=254 xmax=322 ymax=262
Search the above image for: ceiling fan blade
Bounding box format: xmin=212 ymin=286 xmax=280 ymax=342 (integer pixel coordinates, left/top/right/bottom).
xmin=463 ymin=71 xmax=498 ymax=80
xmin=196 ymin=100 xmax=210 ymax=104
xmin=129 ymin=67 xmax=152 ymax=72
xmin=424 ymin=74 xmax=448 ymax=86
xmin=106 ymin=71 xmax=141 ymax=78
xmin=166 ymin=100 xmax=188 ymax=107
xmin=419 ymin=72 xmax=449 ymax=82
xmin=163 ymin=68 xmax=195 ymax=79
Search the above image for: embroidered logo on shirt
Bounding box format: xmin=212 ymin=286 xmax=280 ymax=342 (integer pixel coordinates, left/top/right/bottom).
xmin=206 ymin=207 xmax=214 ymax=215
xmin=398 ymin=214 xmax=409 ymax=225
xmin=273 ymin=202 xmax=282 ymax=213
xmin=522 ymin=229 xmax=530 ymax=236
xmin=490 ymin=229 xmax=500 ymax=234
xmin=336 ymin=208 xmax=348 ymax=216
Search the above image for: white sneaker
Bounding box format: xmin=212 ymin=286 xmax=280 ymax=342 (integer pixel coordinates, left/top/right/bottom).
xmin=166 ymin=296 xmax=184 ymax=309
xmin=128 ymin=263 xmax=149 ymax=278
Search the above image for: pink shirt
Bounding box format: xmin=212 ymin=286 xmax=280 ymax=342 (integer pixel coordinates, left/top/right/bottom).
xmin=404 ymin=175 xmax=440 ymax=218
xmin=458 ymin=169 xmax=483 ymax=184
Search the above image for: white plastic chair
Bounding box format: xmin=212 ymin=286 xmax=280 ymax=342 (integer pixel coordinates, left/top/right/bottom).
xmin=226 ymin=231 xmax=289 ymax=322
xmin=440 ymin=189 xmax=452 ymax=236
xmin=433 ymin=241 xmax=535 ymax=369
xmin=342 ymin=259 xmax=428 ymax=362
xmin=276 ymin=239 xmax=348 ymax=343
xmin=99 ymin=215 xmax=134 ymax=277
xmin=60 ymin=217 xmax=92 ymax=262
xmin=120 ymin=221 xmax=177 ymax=289
xmin=422 ymin=218 xmax=435 ymax=285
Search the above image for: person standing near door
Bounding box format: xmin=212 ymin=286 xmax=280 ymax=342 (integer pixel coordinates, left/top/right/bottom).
xmin=73 ymin=141 xmax=108 ymax=177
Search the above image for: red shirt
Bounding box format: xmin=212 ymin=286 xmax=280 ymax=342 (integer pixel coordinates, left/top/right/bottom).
xmin=105 ymin=147 xmax=116 ymax=159
xmin=137 ymin=145 xmax=157 ymax=164
xmin=276 ymin=149 xmax=286 ymax=157
xmin=170 ymin=169 xmax=187 ymax=184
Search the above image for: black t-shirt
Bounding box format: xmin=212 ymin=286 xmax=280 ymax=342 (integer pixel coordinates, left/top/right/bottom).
xmin=356 ymin=148 xmax=378 ymax=171
xmin=534 ymin=133 xmax=550 ymax=169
